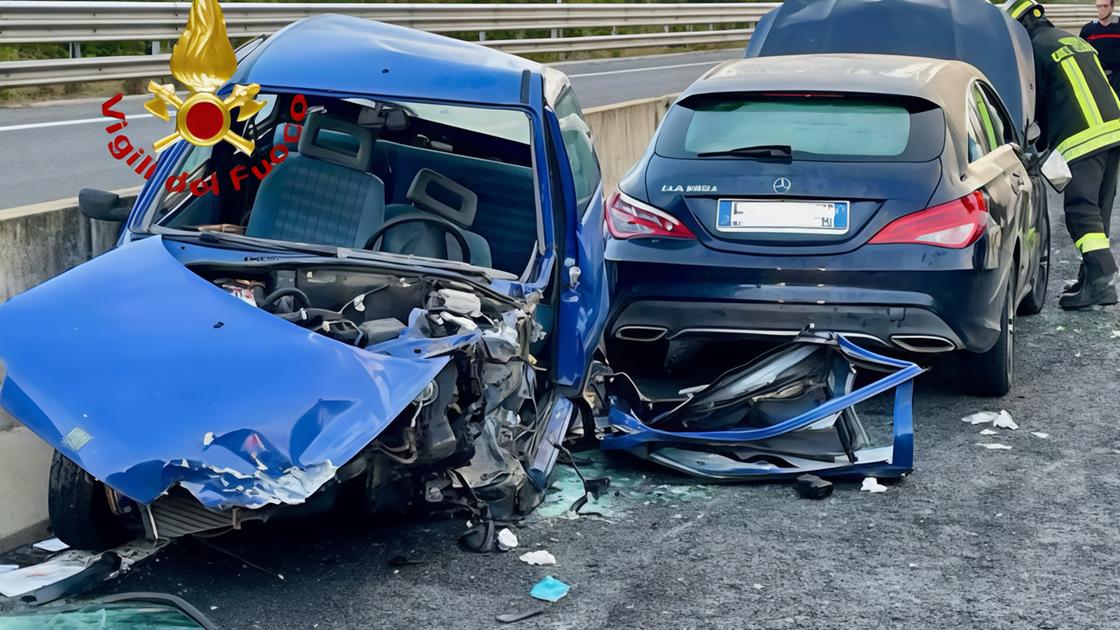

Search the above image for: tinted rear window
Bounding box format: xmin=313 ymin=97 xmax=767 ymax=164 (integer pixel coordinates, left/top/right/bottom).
xmin=655 ymin=94 xmax=945 ymax=162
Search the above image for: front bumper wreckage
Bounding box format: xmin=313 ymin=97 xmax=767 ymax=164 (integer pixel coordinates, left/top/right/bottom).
xmin=599 ymin=333 xmax=923 ymax=480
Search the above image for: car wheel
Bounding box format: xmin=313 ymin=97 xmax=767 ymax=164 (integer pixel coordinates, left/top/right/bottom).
xmin=960 ymin=273 xmax=1015 ymax=397
xmin=1018 ymin=210 xmax=1050 ymax=316
xmin=48 ymin=451 xmax=134 ymax=550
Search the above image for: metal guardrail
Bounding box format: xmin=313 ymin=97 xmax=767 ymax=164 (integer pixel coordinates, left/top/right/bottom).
xmin=0 ymin=1 xmax=771 ymax=87
xmin=0 ymin=2 xmax=1106 ymax=89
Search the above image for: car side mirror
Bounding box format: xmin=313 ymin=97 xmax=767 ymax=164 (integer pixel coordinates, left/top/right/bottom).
xmin=1027 ymin=121 xmax=1041 ymax=144
xmin=1040 ymin=151 xmax=1071 ymax=193
xmin=78 ymin=188 xmax=130 ymax=222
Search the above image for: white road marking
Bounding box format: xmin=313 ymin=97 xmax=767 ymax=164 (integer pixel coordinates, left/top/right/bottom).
xmin=567 ymin=60 xmax=721 ymax=78
xmin=0 ymin=113 xmax=155 ymax=132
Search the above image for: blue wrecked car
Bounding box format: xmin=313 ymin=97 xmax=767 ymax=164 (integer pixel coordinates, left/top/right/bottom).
xmin=0 ymin=16 xmax=923 ymax=551
xmin=0 ymin=15 xmax=610 ymax=550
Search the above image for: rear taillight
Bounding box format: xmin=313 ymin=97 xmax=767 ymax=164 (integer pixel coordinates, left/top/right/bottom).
xmin=869 ymin=191 xmax=988 ymax=248
xmin=606 ymin=191 xmax=695 ymax=240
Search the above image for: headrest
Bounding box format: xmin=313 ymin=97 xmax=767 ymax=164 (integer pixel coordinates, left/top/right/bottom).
xmin=406 ymin=169 xmax=478 ymax=228
xmin=298 ymin=113 xmax=372 ymax=171
xmin=273 ymin=123 xmax=302 ymax=152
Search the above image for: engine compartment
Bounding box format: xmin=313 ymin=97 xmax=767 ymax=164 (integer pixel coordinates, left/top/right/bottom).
xmin=174 ymin=263 xmax=554 ymax=529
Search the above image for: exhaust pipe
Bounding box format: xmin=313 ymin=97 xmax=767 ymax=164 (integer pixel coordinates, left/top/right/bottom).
xmin=614 ymin=325 xmax=668 ymax=342
xmin=890 ymin=335 xmax=957 ymax=353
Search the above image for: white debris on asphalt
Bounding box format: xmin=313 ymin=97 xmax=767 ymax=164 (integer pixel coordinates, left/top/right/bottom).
xmin=32 ymin=537 xmax=69 ymax=553
xmin=0 ymin=552 xmax=89 ymax=597
xmin=497 ymin=528 xmax=519 ymax=551
xmin=860 ymin=477 xmax=888 ymax=493
xmin=519 ymin=550 xmax=557 ymax=566
xmin=1056 ymin=325 xmax=1066 ymax=332
xmin=976 ymin=443 xmax=1013 ymax=450
xmin=1111 ymin=330 xmax=1120 ymax=339
xmin=752 ymin=583 xmax=764 ymax=590
xmin=980 ymin=428 xmax=998 ymax=436
xmin=1031 ymin=432 xmax=1050 ymax=439
xmin=992 ymin=410 xmax=1019 ymax=430
xmin=961 ymin=411 xmax=1000 ymax=425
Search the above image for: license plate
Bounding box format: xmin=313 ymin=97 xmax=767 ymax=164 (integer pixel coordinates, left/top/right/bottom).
xmin=716 ymin=200 xmax=850 ymax=234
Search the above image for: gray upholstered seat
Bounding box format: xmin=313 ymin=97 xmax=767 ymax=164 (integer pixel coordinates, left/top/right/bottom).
xmin=247 ymin=114 xmax=383 ymax=248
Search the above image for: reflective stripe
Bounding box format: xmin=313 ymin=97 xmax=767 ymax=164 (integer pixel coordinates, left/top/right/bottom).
xmin=1056 ymin=118 xmax=1120 ymax=161
xmin=1075 ymin=232 xmax=1110 ymax=253
xmin=1059 ymin=36 xmax=1098 ymax=55
xmin=1007 ymin=0 xmax=1035 ymax=19
xmin=1062 ymin=56 xmax=1103 ymax=126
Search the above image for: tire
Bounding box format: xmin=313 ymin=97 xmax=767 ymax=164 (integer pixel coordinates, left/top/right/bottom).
xmin=960 ymin=273 xmax=1015 ymax=397
xmin=1018 ymin=209 xmax=1050 ymax=316
xmin=48 ymin=451 xmax=134 ymax=550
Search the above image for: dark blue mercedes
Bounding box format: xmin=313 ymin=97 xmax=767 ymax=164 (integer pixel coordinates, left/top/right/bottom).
xmin=604 ymin=1 xmax=1068 ymax=398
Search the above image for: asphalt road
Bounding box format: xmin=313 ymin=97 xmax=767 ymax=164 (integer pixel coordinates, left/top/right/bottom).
xmin=1 ymin=190 xmax=1116 ymax=629
xmin=0 ymin=50 xmax=739 ymax=209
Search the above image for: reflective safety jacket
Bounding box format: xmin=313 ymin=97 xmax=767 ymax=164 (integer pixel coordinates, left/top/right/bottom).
xmin=1028 ymin=19 xmax=1120 ymax=163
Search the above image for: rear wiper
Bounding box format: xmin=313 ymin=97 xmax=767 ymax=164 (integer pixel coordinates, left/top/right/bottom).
xmin=696 ymin=144 xmax=793 ymax=158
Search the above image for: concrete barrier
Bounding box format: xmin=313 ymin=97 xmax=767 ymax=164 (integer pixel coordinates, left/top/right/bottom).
xmin=0 ymin=95 xmax=673 ymax=551
xmin=585 ymin=94 xmax=676 ymax=195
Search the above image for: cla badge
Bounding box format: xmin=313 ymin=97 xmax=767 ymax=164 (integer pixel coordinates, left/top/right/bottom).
xmin=772 ymin=177 xmax=792 ymax=194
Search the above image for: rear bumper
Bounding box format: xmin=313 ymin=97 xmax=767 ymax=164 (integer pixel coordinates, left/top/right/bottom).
xmin=605 ymin=243 xmax=1009 ymax=354
xmin=611 ymin=299 xmax=964 ymax=352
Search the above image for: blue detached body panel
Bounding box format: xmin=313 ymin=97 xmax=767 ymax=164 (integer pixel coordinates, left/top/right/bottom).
xmin=600 ymin=335 xmax=922 ymax=480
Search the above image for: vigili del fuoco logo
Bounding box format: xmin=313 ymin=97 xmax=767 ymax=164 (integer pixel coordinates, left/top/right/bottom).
xmin=99 ymin=0 xmax=306 ymax=197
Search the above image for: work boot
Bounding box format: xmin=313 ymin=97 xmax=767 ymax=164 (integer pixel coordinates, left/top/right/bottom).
xmin=1063 ymin=264 xmax=1085 ymax=295
xmin=1059 ymin=251 xmax=1119 ymax=310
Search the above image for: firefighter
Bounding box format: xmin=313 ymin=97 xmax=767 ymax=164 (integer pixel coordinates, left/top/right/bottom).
xmin=1080 ymin=0 xmax=1120 ymax=95
xmin=1005 ymin=0 xmax=1119 ymax=309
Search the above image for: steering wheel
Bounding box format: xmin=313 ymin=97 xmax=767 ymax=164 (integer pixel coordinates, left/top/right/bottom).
xmin=363 ymin=214 xmax=472 ymax=264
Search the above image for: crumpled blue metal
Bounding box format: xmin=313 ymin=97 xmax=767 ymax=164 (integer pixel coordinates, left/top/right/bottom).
xmin=599 ymin=335 xmax=922 ymax=480
xmin=0 ymin=236 xmax=448 ymax=509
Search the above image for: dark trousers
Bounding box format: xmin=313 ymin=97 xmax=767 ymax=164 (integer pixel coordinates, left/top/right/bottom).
xmin=1066 ymin=147 xmax=1119 ymax=276
xmin=1066 ymin=147 xmax=1118 ymax=239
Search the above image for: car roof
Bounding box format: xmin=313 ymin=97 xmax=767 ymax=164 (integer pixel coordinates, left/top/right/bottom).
xmin=686 ymin=53 xmax=984 ymax=129
xmin=229 ymin=14 xmax=541 ymax=106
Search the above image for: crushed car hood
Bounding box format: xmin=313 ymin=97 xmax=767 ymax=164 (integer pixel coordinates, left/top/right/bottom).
xmin=0 ymin=236 xmax=449 ymax=509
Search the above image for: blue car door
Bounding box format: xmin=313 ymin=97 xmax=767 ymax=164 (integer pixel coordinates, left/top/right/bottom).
xmin=545 ymin=81 xmax=608 ymax=393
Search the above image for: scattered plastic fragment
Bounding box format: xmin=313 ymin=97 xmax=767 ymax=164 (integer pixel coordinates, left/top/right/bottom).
xmin=0 ymin=553 xmax=97 ymax=598
xmin=1056 ymin=326 xmax=1066 ymax=332
xmin=496 ymin=608 xmax=545 ymax=624
xmin=519 ymin=550 xmax=557 ymax=566
xmin=992 ymin=410 xmax=1018 ymax=430
xmin=1031 ymin=432 xmax=1050 ymax=439
xmin=961 ymin=411 xmax=1000 ymax=425
xmin=752 ymin=583 xmax=763 ymax=590
xmin=530 ymin=576 xmax=570 ymax=602
xmin=860 ymin=477 xmax=888 ymax=493
xmin=976 ymin=443 xmax=1013 ymax=450
xmin=497 ymin=528 xmax=519 ymax=552
xmin=980 ymin=428 xmax=998 ymax=436
xmin=795 ymin=474 xmax=833 ymax=500
xmin=1111 ymin=330 xmax=1120 ymax=339
xmin=32 ymin=538 xmax=69 ymax=553
xmin=908 ymin=563 xmax=919 ymax=568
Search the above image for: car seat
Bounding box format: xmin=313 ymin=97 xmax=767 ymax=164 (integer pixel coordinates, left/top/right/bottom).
xmin=247 ymin=113 xmax=384 ymax=248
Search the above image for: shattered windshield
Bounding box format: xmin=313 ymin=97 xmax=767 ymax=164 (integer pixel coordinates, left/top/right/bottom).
xmin=144 ymin=94 xmax=540 ymax=278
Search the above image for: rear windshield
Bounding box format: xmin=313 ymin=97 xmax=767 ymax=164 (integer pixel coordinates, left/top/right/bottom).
xmin=655 ymin=94 xmax=945 ymax=162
